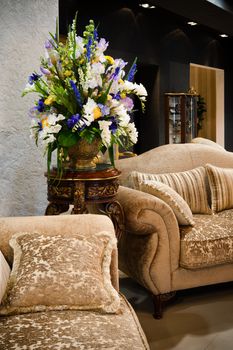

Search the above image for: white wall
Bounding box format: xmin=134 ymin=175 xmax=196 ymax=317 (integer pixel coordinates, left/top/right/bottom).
xmin=0 ymin=0 xmax=58 ymax=216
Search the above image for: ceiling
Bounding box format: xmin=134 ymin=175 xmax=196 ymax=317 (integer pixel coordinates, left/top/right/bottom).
xmin=151 ymin=0 xmax=233 ymax=36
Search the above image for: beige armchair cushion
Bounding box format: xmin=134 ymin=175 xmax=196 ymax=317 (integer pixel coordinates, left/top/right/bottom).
xmin=139 ymin=180 xmax=194 ymax=226
xmin=206 ymin=164 xmax=233 ymax=212
xmin=180 ymin=214 xmax=233 ymax=269
xmin=130 ymin=166 xmax=211 ymax=214
xmin=0 ymin=231 xmax=120 ymax=316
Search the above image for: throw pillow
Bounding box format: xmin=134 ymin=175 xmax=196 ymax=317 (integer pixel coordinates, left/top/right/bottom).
xmin=0 ymin=251 xmax=11 ymax=303
xmin=0 ymin=231 xmax=120 ymax=316
xmin=130 ymin=166 xmax=211 ymax=214
xmin=139 ymin=180 xmax=195 ymax=226
xmin=206 ymin=164 xmax=233 ymax=212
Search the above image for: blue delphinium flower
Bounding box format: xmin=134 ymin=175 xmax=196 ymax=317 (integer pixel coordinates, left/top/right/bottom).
xmin=127 ymin=62 xmax=137 ymax=82
xmin=86 ymin=37 xmax=92 ymax=62
xmin=36 ymin=99 xmax=45 ymax=112
xmin=28 ymin=73 xmax=41 ymax=85
xmin=94 ymin=28 xmax=98 ymax=41
xmin=67 ymin=114 xmax=81 ymax=129
xmin=70 ymin=80 xmax=83 ymax=107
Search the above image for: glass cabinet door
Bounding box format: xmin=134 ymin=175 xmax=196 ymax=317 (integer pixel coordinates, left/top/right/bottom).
xmin=165 ymin=93 xmax=198 ymax=144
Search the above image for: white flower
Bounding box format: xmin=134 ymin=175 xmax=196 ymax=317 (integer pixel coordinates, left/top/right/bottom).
xmin=113 ymin=104 xmax=130 ymax=127
xmin=82 ymin=98 xmax=97 ymax=125
xmin=47 ymin=113 xmax=65 ymax=126
xmin=75 ymin=36 xmax=85 ymax=58
xmin=98 ymin=120 xmax=112 ymax=146
xmin=120 ymin=81 xmax=147 ymax=101
xmin=23 ymin=83 xmax=37 ymax=94
xmin=43 ymin=134 xmax=56 ymax=145
xmin=127 ymin=122 xmax=138 ymax=144
xmin=133 ymin=83 xmax=148 ymax=100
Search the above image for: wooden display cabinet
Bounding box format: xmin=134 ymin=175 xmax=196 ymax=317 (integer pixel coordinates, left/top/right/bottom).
xmin=165 ymin=93 xmax=198 ymax=144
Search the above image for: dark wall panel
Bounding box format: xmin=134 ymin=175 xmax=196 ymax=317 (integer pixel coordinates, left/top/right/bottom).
xmin=59 ymin=0 xmax=233 ymax=152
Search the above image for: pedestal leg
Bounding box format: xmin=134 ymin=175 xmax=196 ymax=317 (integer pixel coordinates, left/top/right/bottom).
xmin=72 ymin=181 xmax=88 ymax=214
xmin=105 ymin=200 xmax=125 ymax=241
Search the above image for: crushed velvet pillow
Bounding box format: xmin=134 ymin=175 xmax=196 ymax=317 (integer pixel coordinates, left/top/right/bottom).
xmin=206 ymin=164 xmax=233 ymax=212
xmin=0 ymin=251 xmax=10 ymax=303
xmin=139 ymin=180 xmax=195 ymax=226
xmin=0 ymin=231 xmax=120 ymax=316
xmin=130 ymin=166 xmax=211 ymax=214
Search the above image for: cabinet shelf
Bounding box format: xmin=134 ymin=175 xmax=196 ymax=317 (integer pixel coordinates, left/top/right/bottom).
xmin=165 ymin=93 xmax=198 ymax=144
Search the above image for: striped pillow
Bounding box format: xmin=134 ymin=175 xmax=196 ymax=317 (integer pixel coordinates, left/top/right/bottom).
xmin=206 ymin=164 xmax=233 ymax=212
xmin=139 ymin=180 xmax=195 ymax=226
xmin=130 ymin=166 xmax=211 ymax=214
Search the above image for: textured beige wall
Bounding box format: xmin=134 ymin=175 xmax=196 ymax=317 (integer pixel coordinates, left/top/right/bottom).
xmin=0 ymin=0 xmax=58 ymax=216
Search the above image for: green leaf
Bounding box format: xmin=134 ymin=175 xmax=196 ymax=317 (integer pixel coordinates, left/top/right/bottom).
xmin=58 ymin=131 xmax=79 ymax=147
xmin=108 ymin=144 xmax=115 ymax=167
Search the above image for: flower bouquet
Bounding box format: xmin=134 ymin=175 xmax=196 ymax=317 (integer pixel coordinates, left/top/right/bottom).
xmin=22 ymin=15 xmax=147 ymax=172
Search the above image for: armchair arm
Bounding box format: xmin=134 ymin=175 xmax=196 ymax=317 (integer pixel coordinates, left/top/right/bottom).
xmin=116 ymin=186 xmax=180 ymax=295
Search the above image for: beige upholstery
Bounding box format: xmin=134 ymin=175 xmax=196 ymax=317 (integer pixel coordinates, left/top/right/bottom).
xmin=115 ymin=142 xmax=233 ymax=301
xmin=0 ymin=215 xmax=149 ymax=349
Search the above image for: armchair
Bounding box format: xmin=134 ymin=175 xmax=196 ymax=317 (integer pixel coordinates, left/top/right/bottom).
xmin=115 ymin=142 xmax=233 ymax=318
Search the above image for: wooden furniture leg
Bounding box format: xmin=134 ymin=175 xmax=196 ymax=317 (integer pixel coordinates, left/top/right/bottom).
xmin=152 ymin=292 xmax=177 ymax=319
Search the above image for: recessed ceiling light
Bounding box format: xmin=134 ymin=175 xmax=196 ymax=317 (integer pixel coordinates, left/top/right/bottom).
xmin=187 ymin=21 xmax=197 ymax=26
xmin=220 ymin=34 xmax=228 ymax=37
xmin=139 ymin=3 xmax=156 ymax=9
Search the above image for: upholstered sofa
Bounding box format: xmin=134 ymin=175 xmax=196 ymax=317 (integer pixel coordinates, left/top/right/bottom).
xmin=115 ymin=142 xmax=233 ymax=318
xmin=0 ymin=214 xmax=149 ymax=349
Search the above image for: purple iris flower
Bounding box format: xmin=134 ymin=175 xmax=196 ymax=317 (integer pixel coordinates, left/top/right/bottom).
xmin=109 ymin=117 xmax=118 ymax=134
xmin=111 ymin=92 xmax=121 ymax=101
xmin=67 ymin=114 xmax=81 ymax=129
xmin=28 ymin=73 xmax=41 ymax=85
xmin=86 ymin=37 xmax=92 ymax=62
xmin=70 ymin=80 xmax=83 ymax=107
xmin=40 ymin=66 xmax=51 ymax=75
xmin=111 ymin=67 xmax=120 ymax=81
xmin=121 ymin=97 xmax=134 ymax=111
xmin=98 ymin=104 xmax=110 ymax=116
xmin=45 ymin=39 xmax=53 ymax=49
xmin=36 ymin=99 xmax=45 ymax=112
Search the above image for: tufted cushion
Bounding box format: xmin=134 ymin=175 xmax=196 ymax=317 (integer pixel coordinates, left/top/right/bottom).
xmin=0 ymin=231 xmax=120 ymax=316
xmin=206 ymin=164 xmax=233 ymax=213
xmin=179 ymin=214 xmax=233 ymax=269
xmin=130 ymin=166 xmax=211 ymax=214
xmin=0 ymin=251 xmax=10 ymax=303
xmin=139 ymin=180 xmax=194 ymax=226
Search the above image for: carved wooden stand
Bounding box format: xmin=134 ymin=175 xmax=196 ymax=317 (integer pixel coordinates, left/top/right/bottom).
xmin=45 ymin=165 xmax=124 ymax=240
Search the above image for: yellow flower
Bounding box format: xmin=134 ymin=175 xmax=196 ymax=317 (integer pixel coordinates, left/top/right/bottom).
xmin=107 ymin=94 xmax=112 ymax=101
xmin=64 ymin=70 xmax=72 ymax=77
xmin=41 ymin=118 xmax=49 ymax=128
xmin=44 ymin=96 xmax=55 ymax=105
xmin=120 ymin=92 xmax=126 ymax=99
xmin=105 ymin=55 xmax=115 ymax=65
xmin=118 ymin=79 xmax=124 ymax=84
xmin=93 ymin=106 xmax=102 ymax=120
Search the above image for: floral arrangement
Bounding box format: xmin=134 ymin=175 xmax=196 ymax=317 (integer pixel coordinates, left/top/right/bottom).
xmin=22 ymin=15 xmax=147 ymax=171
